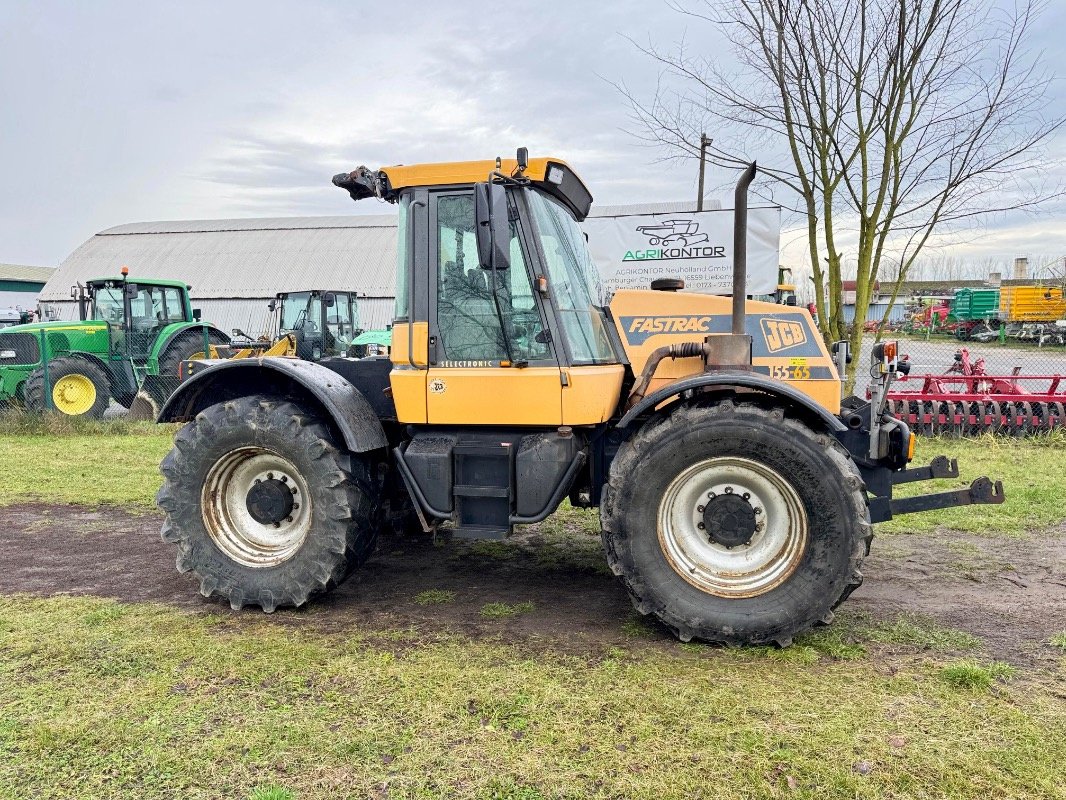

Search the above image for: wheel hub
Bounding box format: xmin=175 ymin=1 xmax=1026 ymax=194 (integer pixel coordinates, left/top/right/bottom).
xmin=245 ymin=477 xmax=295 ymax=525
xmin=703 ymin=491 xmax=757 ymax=548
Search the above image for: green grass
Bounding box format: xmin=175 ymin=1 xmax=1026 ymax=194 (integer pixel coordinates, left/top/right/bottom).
xmin=414 ymin=589 xmax=456 ymax=606
xmin=479 ymin=601 xmax=535 ymax=619
xmin=1050 ymin=632 xmax=1066 ymax=651
xmin=0 ymin=595 xmax=1063 ymax=799
xmin=0 ymin=422 xmax=174 ymax=508
xmin=879 ymin=434 xmax=1066 ymax=535
xmin=940 ymin=661 xmax=1017 ymax=691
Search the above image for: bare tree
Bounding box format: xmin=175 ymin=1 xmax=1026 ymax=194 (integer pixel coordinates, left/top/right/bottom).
xmin=620 ymin=0 xmax=1062 ymax=390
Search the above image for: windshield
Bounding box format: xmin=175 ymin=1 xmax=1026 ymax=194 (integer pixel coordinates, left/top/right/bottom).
xmin=279 ymin=292 xmax=314 ymax=332
xmin=526 ymin=189 xmax=616 ymax=364
xmin=91 ymin=286 xmax=125 ymax=324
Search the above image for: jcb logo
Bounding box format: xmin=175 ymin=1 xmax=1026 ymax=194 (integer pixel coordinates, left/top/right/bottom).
xmin=760 ymin=318 xmax=807 ymax=353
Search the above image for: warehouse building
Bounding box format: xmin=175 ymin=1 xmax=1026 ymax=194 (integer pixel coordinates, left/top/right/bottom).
xmin=1 ymin=263 xmax=55 ymax=311
xmin=38 ymin=215 xmax=398 ymax=335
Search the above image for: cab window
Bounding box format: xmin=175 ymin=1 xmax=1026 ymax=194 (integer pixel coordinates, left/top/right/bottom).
xmin=434 ymin=192 xmax=550 ymax=363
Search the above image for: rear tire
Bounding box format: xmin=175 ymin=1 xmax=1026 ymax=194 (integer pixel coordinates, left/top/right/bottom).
xmin=156 ymin=395 xmax=381 ymax=611
xmin=601 ymin=400 xmax=871 ymax=646
xmin=24 ymin=357 xmax=111 ymax=419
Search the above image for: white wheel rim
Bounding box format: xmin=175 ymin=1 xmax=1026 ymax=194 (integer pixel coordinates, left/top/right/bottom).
xmin=201 ymin=447 xmax=312 ymax=568
xmin=657 ymin=456 xmax=808 ymax=598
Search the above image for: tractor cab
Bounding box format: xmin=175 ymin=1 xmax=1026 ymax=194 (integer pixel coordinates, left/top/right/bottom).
xmin=81 ymin=275 xmax=195 ymax=358
xmin=271 ymin=290 xmax=362 ymax=361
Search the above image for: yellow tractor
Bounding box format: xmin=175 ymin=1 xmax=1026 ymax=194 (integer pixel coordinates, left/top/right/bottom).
xmin=156 ymin=150 xmax=1003 ymax=646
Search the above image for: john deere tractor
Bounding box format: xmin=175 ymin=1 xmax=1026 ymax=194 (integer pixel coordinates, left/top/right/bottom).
xmin=0 ymin=270 xmax=227 ymax=419
xmin=156 ymin=151 xmax=1003 ymax=646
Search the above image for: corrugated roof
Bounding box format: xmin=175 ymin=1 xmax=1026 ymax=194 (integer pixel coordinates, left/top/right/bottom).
xmin=0 ymin=263 xmax=56 ymax=283
xmin=41 ymin=215 xmax=399 ymax=301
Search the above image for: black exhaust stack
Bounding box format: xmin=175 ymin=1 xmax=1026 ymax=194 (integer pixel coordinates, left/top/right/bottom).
xmin=732 ymin=162 xmax=757 ymax=336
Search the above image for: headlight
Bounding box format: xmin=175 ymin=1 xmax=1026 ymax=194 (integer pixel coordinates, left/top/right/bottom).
xmin=0 ymin=350 xmax=16 ymax=359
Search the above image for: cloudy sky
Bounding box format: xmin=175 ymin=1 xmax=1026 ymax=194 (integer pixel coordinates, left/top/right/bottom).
xmin=2 ymin=1 xmax=1065 ymax=277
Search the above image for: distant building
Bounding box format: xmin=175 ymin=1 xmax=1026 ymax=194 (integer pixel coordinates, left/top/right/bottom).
xmin=38 ymin=216 xmax=398 ymax=335
xmin=0 ymin=263 xmax=55 ymax=311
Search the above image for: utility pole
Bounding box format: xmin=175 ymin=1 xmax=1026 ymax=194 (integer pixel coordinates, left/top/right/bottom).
xmin=696 ymin=133 xmax=712 ymax=212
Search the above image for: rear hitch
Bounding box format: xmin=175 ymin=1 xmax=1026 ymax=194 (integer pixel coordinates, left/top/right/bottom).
xmin=891 ymin=455 xmax=959 ymax=485
xmin=862 ymin=455 xmax=1005 ymax=523
xmin=887 ymin=476 xmax=1005 ymax=517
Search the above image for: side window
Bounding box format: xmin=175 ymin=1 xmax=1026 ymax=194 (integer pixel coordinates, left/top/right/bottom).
xmin=435 ymin=193 xmax=551 ymax=363
xmin=324 ymin=293 xmax=354 ymax=356
xmin=162 ymin=288 xmax=184 ymax=322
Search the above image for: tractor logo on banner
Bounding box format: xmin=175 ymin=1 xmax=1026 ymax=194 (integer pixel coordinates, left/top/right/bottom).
xmin=635 ymin=219 xmax=709 ymax=247
xmin=760 ymin=318 xmax=808 ymax=353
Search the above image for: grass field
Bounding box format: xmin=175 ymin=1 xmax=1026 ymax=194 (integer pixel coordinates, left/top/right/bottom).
xmin=1 ymin=595 xmax=1063 ymax=800
xmin=1 ymin=418 xmax=1064 ymax=799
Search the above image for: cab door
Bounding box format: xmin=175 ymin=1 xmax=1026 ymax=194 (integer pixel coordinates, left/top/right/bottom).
xmin=425 ymin=190 xmax=562 ymax=425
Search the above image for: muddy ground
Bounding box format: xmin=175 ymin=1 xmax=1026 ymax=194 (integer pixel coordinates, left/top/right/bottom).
xmin=0 ymin=502 xmax=1063 ymax=664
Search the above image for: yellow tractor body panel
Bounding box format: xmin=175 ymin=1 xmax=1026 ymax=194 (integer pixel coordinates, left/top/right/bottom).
xmin=382 ymin=158 xmax=569 ymax=190
xmin=425 ymin=366 xmax=563 ymax=425
xmin=390 ymin=322 xmax=429 ymax=368
xmin=562 ymin=365 xmax=627 ymax=424
xmin=609 ymin=289 xmax=841 ymax=414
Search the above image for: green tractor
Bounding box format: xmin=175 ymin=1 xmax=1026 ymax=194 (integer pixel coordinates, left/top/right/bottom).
xmin=0 ymin=271 xmax=228 ymax=419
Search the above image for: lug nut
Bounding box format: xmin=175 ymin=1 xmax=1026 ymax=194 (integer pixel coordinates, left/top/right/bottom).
xmin=254 ymin=478 xmax=261 ymax=485
xmin=755 ymin=521 xmax=765 ymax=532
xmin=754 ymin=507 xmax=763 ymax=515
xmin=697 ymin=505 xmax=705 ymax=513
xmin=281 ymin=476 xmax=289 ymax=483
xmin=708 ymin=491 xmax=716 ymax=498
xmin=724 ymin=486 xmax=733 ymax=494
xmin=742 ymin=492 xmax=750 ymax=500
xmin=697 ymin=522 xmax=706 ymax=530
xmin=292 ymin=503 xmax=300 ymax=510
xmin=272 ymin=522 xmax=280 ymax=528
xmin=291 ymin=486 xmax=298 ymax=494
xmin=267 ymin=472 xmax=274 ymax=480
xmin=285 ymin=516 xmax=293 ymax=523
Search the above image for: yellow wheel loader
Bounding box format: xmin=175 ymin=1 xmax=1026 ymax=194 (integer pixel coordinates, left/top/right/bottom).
xmin=156 ymin=150 xmax=1003 ymax=646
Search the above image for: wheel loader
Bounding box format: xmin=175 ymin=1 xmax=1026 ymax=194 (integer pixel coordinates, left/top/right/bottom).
xmin=156 ymin=150 xmax=1004 ymax=646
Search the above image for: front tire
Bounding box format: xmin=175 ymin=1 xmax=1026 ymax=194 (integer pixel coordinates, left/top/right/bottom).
xmin=601 ymin=400 xmax=871 ymax=646
xmin=24 ymin=357 xmax=111 ymax=419
xmin=156 ymin=395 xmax=380 ymax=611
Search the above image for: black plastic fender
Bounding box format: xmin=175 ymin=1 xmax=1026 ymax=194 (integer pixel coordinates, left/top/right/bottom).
xmin=157 ymin=357 xmax=389 ymax=453
xmin=616 ymin=371 xmax=847 ymax=433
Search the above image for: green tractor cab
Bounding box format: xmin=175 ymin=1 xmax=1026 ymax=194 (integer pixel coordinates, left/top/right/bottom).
xmin=0 ymin=271 xmax=228 ymax=419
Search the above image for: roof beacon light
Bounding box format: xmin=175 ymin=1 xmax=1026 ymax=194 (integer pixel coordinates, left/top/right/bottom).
xmin=120 ymin=265 xmax=130 ymax=278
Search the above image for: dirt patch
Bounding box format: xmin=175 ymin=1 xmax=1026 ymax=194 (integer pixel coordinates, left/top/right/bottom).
xmin=1 ymin=503 xmax=1063 ymax=660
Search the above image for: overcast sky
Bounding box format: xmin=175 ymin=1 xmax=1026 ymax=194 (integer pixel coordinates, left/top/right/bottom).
xmin=2 ymin=1 xmax=1065 ymax=275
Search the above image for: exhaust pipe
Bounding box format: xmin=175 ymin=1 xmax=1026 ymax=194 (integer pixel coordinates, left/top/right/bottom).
xmin=732 ymin=162 xmax=757 ymax=335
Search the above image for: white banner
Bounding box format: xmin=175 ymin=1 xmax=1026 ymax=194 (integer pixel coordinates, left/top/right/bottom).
xmin=582 ymin=206 xmax=781 ymax=297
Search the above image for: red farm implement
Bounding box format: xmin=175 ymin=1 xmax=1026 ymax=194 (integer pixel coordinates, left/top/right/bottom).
xmin=886 ymin=348 xmax=1066 ymax=435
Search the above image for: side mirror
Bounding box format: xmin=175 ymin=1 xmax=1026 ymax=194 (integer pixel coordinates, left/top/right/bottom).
xmin=516 ymin=147 xmax=528 ymax=171
xmin=192 ymin=308 xmax=202 ymax=321
xmin=323 ymin=292 xmax=336 ymax=308
xmin=474 ymin=182 xmax=511 ymax=271
xmin=267 ymin=299 xmax=277 ymax=312
xmin=785 ymin=295 xmax=797 ymax=306
xmin=69 ymin=285 xmax=78 ymax=299
xmin=123 ymin=283 xmax=139 ymax=299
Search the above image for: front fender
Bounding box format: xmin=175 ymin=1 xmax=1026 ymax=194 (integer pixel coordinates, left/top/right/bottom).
xmin=158 ymin=357 xmax=388 ymax=453
xmin=617 ymin=371 xmax=847 ymax=433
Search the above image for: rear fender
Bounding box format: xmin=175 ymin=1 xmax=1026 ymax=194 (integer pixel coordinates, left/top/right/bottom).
xmin=157 ymin=358 xmax=388 ymax=453
xmin=153 ymin=323 xmax=230 ymax=365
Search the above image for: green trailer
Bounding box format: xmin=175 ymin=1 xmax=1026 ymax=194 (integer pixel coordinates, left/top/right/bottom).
xmin=949 ymin=288 xmax=1000 ymax=322
xmin=0 ymin=272 xmax=228 ymax=419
